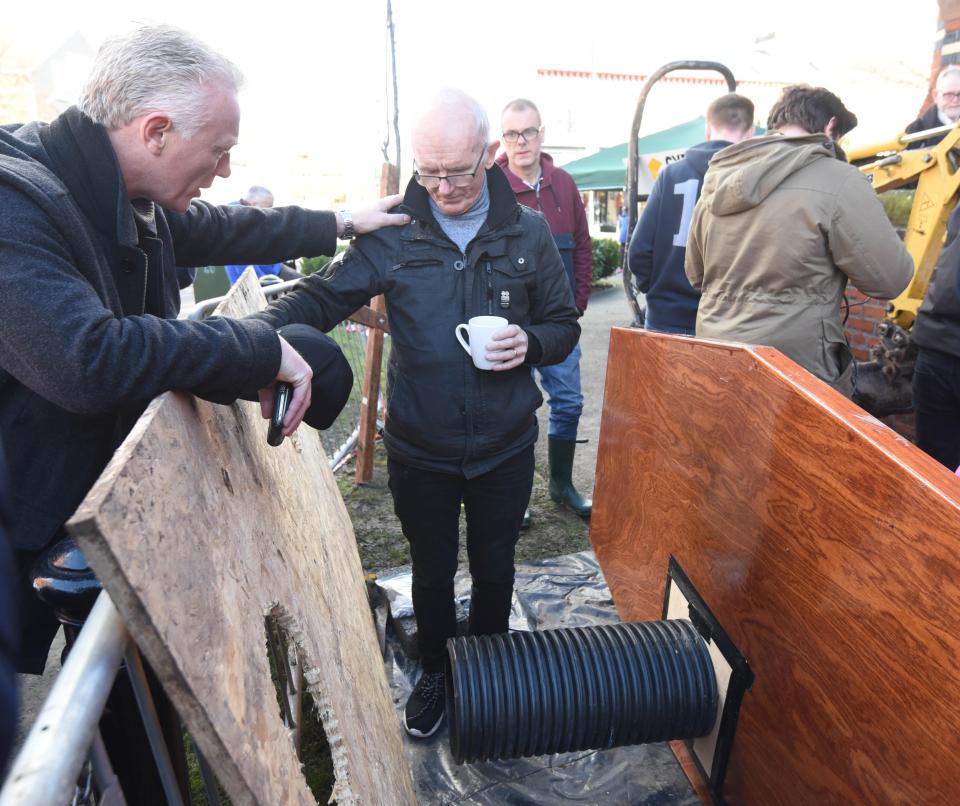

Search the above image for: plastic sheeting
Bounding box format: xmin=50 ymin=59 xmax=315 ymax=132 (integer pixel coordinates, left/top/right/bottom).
xmin=374 ymin=551 xmax=701 ymax=804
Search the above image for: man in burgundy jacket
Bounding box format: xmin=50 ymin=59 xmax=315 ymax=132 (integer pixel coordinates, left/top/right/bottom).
xmin=496 ymin=98 xmax=592 ymax=521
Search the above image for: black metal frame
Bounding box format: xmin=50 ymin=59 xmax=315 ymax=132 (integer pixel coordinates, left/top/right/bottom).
xmin=662 ymin=556 xmax=754 ymax=803
xmin=623 ymin=61 xmax=737 ymax=325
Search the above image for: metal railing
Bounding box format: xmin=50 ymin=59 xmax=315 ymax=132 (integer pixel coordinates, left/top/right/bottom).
xmin=2 ymin=595 xmax=128 ymax=805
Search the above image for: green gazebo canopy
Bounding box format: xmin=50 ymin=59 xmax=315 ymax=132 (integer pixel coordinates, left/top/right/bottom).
xmin=562 ymin=117 xmax=707 ymax=191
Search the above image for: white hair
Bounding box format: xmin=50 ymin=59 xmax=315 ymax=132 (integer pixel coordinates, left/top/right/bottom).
xmin=937 ymin=65 xmax=960 ymax=91
xmin=423 ymin=88 xmax=490 ymax=150
xmin=78 ymin=25 xmax=243 ymax=139
xmin=243 ymin=185 xmax=274 ymax=206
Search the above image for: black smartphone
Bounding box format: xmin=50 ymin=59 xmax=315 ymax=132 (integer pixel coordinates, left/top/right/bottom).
xmin=267 ymin=382 xmax=292 ymax=447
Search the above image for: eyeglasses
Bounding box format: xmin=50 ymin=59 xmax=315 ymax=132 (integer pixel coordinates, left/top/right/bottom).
xmin=414 ymin=150 xmax=486 ymax=190
xmin=940 ymin=90 xmax=960 ymax=101
xmin=502 ymin=126 xmax=542 ymax=143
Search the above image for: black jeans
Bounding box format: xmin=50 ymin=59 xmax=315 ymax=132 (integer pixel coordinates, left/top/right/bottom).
xmin=913 ymin=348 xmax=960 ymax=470
xmin=388 ymin=446 xmax=534 ymax=672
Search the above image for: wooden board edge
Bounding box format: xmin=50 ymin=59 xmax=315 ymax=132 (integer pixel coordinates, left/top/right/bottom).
xmin=605 ymin=328 xmax=960 ymax=502
xmin=66 ymin=512 xmax=255 ymax=805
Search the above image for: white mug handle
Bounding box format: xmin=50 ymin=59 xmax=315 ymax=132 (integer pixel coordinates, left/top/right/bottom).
xmin=455 ymin=324 xmax=472 ymax=355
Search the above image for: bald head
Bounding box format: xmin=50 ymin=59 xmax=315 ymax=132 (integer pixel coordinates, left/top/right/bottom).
xmin=413 ymin=89 xmax=490 ymax=155
xmin=412 ymin=89 xmax=497 ymax=216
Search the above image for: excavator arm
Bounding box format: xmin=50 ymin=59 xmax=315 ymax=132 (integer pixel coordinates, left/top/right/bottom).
xmin=850 ymin=124 xmax=960 ymax=327
xmin=846 ymin=123 xmax=960 ymax=415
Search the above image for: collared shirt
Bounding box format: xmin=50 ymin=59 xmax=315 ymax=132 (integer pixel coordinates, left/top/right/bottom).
xmin=521 ymin=174 xmax=543 ymax=197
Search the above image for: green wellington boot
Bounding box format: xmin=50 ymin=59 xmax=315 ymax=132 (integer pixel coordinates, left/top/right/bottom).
xmin=548 ymin=437 xmax=592 ymax=519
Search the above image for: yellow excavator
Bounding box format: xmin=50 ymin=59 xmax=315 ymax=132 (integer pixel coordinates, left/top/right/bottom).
xmin=845 ymin=124 xmax=960 ymax=415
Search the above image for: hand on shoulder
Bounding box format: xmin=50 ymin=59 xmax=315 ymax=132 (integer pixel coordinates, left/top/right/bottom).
xmin=338 ymin=194 xmax=410 ymax=237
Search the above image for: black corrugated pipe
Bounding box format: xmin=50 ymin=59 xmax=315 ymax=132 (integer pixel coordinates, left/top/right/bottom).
xmin=446 ymin=620 xmax=717 ymax=764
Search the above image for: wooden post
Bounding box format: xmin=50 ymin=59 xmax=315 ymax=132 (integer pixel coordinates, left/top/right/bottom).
xmin=355 ymin=162 xmax=399 ymax=483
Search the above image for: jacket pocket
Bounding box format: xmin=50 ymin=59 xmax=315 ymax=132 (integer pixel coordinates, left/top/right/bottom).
xmin=486 ymin=255 xmax=536 ymax=319
xmin=475 ymin=368 xmax=541 ymax=455
xmin=390 ymin=257 xmax=444 ymax=271
xmin=388 ymin=255 xmax=455 ymax=307
xmin=821 ymin=318 xmax=854 ymax=393
xmin=551 ymin=232 xmax=576 ymax=291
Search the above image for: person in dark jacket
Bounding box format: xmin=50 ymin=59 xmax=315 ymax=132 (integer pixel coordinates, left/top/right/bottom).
xmin=905 ymin=66 xmax=960 ymax=150
xmin=0 ymin=442 xmax=18 ymax=771
xmin=912 ymin=203 xmax=960 ymax=469
xmin=0 ymin=24 xmax=407 ymax=673
xmin=252 ymin=89 xmax=580 ymax=739
xmin=628 ymin=93 xmax=755 ymax=335
xmin=495 ymin=98 xmax=593 ymax=521
xmin=224 ymin=185 xmax=301 ymax=284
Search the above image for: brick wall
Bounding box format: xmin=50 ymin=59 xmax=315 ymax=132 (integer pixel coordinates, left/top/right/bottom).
xmin=844 ymin=290 xmax=888 ymax=363
xmin=844 ymin=289 xmax=916 ymax=441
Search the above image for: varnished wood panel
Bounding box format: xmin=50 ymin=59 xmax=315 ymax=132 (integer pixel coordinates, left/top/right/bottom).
xmin=591 ymin=328 xmax=960 ymax=804
xmin=68 ymin=272 xmax=416 ymax=806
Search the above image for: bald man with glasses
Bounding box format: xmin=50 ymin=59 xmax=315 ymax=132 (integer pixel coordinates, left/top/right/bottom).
xmin=251 ymin=88 xmax=579 ymax=739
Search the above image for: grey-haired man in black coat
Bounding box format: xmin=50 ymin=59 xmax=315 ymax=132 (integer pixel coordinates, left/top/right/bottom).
xmin=0 ymin=24 xmax=408 ymax=673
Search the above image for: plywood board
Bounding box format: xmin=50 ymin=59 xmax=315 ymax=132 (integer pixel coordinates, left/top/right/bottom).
xmin=68 ymin=271 xmax=416 ymax=805
xmin=591 ymin=328 xmax=960 ymax=804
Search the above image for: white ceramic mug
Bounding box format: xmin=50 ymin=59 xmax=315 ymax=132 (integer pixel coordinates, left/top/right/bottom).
xmin=455 ymin=315 xmax=508 ymax=370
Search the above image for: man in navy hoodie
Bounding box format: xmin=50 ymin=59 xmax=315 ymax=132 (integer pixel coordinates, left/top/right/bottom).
xmin=497 ymin=98 xmax=593 ymax=521
xmin=628 ymin=94 xmax=755 ymax=335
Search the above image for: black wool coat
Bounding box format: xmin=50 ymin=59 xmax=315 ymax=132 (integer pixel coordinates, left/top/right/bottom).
xmin=0 ymin=107 xmax=338 ymax=551
xmin=254 ymin=167 xmax=580 ymax=478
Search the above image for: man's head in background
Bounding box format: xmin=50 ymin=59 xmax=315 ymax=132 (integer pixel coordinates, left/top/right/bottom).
xmin=500 ymin=98 xmax=544 ymax=180
xmin=705 ymin=93 xmax=756 ymax=144
xmin=766 ymin=84 xmax=857 ymax=141
xmin=935 ymin=66 xmax=960 ymax=124
xmin=242 ymin=185 xmax=275 ymax=208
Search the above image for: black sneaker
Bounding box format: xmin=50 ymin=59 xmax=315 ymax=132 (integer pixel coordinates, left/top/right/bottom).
xmin=404 ymin=671 xmax=445 ymax=738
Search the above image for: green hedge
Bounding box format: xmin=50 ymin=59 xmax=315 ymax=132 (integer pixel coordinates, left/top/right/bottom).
xmin=592 ymin=238 xmax=621 ymax=281
xmin=877 ymin=190 xmax=914 ymax=230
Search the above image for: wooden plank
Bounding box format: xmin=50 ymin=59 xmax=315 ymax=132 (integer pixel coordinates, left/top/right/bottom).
xmin=347 ymin=303 xmax=389 ymax=332
xmin=590 ymin=328 xmax=960 ymax=804
xmin=68 ymin=270 xmax=416 ymax=806
xmin=355 ymin=162 xmax=400 ymax=484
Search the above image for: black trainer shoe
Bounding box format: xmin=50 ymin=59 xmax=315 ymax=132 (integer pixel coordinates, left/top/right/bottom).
xmin=404 ymin=670 xmax=445 ymax=738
